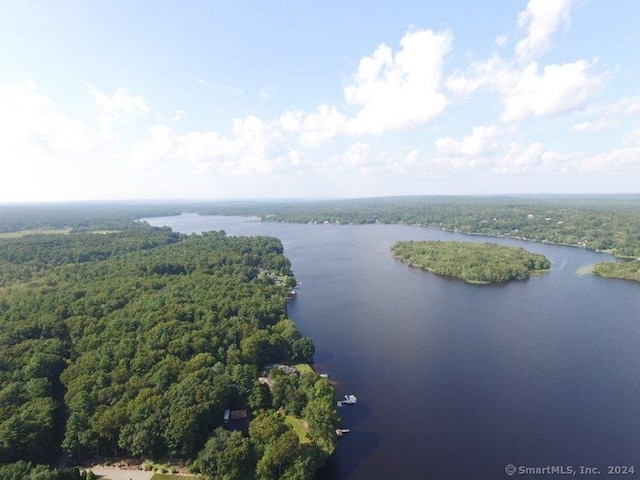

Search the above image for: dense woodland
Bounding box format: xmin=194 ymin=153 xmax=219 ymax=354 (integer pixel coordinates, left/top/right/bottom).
xmin=2 ymin=197 xmax=640 ymax=285
xmin=0 ymin=196 xmax=638 ymax=475
xmin=392 ymin=240 xmax=550 ymax=284
xmin=0 ymin=225 xmax=338 ymax=479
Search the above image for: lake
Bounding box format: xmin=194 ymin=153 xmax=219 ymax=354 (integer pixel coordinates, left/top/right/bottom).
xmin=144 ymin=214 xmax=640 ymax=479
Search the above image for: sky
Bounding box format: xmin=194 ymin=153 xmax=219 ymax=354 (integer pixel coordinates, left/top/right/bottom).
xmin=1 ymin=0 xmax=639 ymax=202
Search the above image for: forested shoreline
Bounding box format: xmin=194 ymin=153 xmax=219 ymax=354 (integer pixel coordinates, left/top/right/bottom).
xmin=0 ymin=225 xmax=338 ymax=479
xmin=188 ymin=195 xmax=640 ymax=283
xmin=392 ymin=240 xmax=550 ymax=284
xmin=2 ymin=196 xmax=640 ymax=285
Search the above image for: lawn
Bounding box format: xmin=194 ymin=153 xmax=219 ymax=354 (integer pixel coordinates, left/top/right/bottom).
xmin=294 ymin=363 xmax=314 ymax=374
xmin=284 ymin=415 xmax=311 ymax=444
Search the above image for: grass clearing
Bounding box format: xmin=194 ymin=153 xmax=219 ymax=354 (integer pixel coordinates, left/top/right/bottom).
xmin=294 ymin=363 xmax=314 ymax=374
xmin=285 ymin=415 xmax=311 ymax=444
xmin=0 ymin=228 xmax=72 ymax=238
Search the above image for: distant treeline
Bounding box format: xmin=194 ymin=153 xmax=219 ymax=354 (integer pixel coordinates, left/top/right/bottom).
xmin=187 ymin=195 xmax=640 ymax=282
xmin=0 ymin=202 xmax=185 ymax=233
xmin=392 ymin=240 xmax=550 ymax=284
xmin=0 ymin=225 xmax=337 ymax=479
xmin=3 ymin=196 xmax=640 ymax=255
xmin=2 ymin=195 xmax=640 ymax=283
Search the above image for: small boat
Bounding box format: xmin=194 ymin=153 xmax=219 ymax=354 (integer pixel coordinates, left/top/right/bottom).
xmin=336 ymin=428 xmax=350 ymax=436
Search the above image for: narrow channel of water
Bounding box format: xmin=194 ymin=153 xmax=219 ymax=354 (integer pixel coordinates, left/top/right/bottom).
xmin=145 ymin=215 xmax=640 ymax=480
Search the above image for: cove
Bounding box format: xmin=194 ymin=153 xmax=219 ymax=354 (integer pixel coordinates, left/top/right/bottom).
xmin=144 ymin=214 xmax=640 ymax=480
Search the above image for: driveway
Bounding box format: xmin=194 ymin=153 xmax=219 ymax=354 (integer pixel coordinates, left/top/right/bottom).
xmin=88 ymin=466 xmax=154 ymax=480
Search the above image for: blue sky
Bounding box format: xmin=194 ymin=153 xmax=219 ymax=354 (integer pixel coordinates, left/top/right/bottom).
xmin=1 ymin=0 xmax=639 ymax=202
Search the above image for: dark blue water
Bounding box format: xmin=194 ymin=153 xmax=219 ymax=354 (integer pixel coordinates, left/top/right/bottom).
xmin=145 ymin=215 xmax=640 ymax=479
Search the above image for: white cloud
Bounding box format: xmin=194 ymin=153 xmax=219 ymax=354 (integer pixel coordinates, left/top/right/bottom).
xmin=501 ymin=60 xmax=604 ymax=122
xmin=579 ymin=146 xmax=640 ymax=173
xmin=446 ymin=54 xmax=511 ymax=96
xmin=87 ymin=84 xmax=148 ymax=118
xmin=447 ymin=0 xmax=602 ymax=125
xmin=127 ymin=124 xmax=175 ymax=170
xmin=344 ymin=28 xmax=451 ymax=134
xmin=279 ymin=105 xmax=347 ymax=146
xmin=515 ymin=0 xmax=574 ymax=62
xmin=342 ymin=142 xmax=371 ymax=167
xmin=0 ymin=80 xmax=101 ymax=202
xmin=279 ymin=28 xmax=452 ymax=146
xmin=436 ymin=125 xmax=500 ymax=156
xmin=449 ymin=57 xmax=604 ymax=123
xmin=86 ymin=84 xmax=148 ymax=138
xmin=0 ymin=80 xmax=93 ymax=160
xmin=493 ymin=141 xmax=548 ymax=174
xmin=607 ymin=96 xmax=640 ymax=115
xmin=570 ymin=118 xmax=615 ymax=132
xmin=126 ymin=115 xmax=291 ymax=175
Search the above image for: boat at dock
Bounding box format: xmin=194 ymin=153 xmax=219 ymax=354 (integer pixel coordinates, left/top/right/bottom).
xmin=337 ymin=394 xmax=357 ymax=406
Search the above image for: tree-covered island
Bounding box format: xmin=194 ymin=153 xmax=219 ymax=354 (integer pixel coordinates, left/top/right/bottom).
xmin=0 ymin=225 xmax=338 ymax=479
xmin=392 ymin=240 xmax=551 ymax=284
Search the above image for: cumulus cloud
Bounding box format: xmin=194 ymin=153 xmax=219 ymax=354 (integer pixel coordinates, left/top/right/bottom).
xmin=127 ymin=124 xmax=176 ymax=170
xmin=343 ymin=28 xmax=452 ymax=134
xmin=493 ymin=142 xmax=550 ymax=174
xmin=579 ymin=146 xmax=640 ymax=173
xmin=87 ymin=84 xmax=148 ymax=118
xmin=447 ymin=57 xmax=605 ymax=123
xmin=279 ymin=105 xmax=347 ymax=146
xmin=436 ymin=125 xmax=500 ymax=156
xmin=515 ymin=0 xmax=574 ymax=62
xmin=279 ymin=28 xmax=451 ymax=146
xmin=446 ymin=54 xmax=512 ymax=96
xmin=0 ymin=80 xmax=93 ymax=159
xmin=126 ymin=115 xmax=293 ymax=175
xmin=501 ymin=60 xmax=604 ymax=122
xmin=446 ymin=0 xmax=602 ymax=124
xmin=0 ymin=80 xmax=98 ymax=202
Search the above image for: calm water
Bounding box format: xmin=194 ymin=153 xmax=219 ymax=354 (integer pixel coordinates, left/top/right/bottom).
xmin=145 ymin=215 xmax=640 ymax=480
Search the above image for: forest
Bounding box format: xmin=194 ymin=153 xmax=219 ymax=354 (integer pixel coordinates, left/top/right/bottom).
xmin=0 ymin=225 xmax=338 ymax=479
xmin=392 ymin=240 xmax=551 ymax=284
